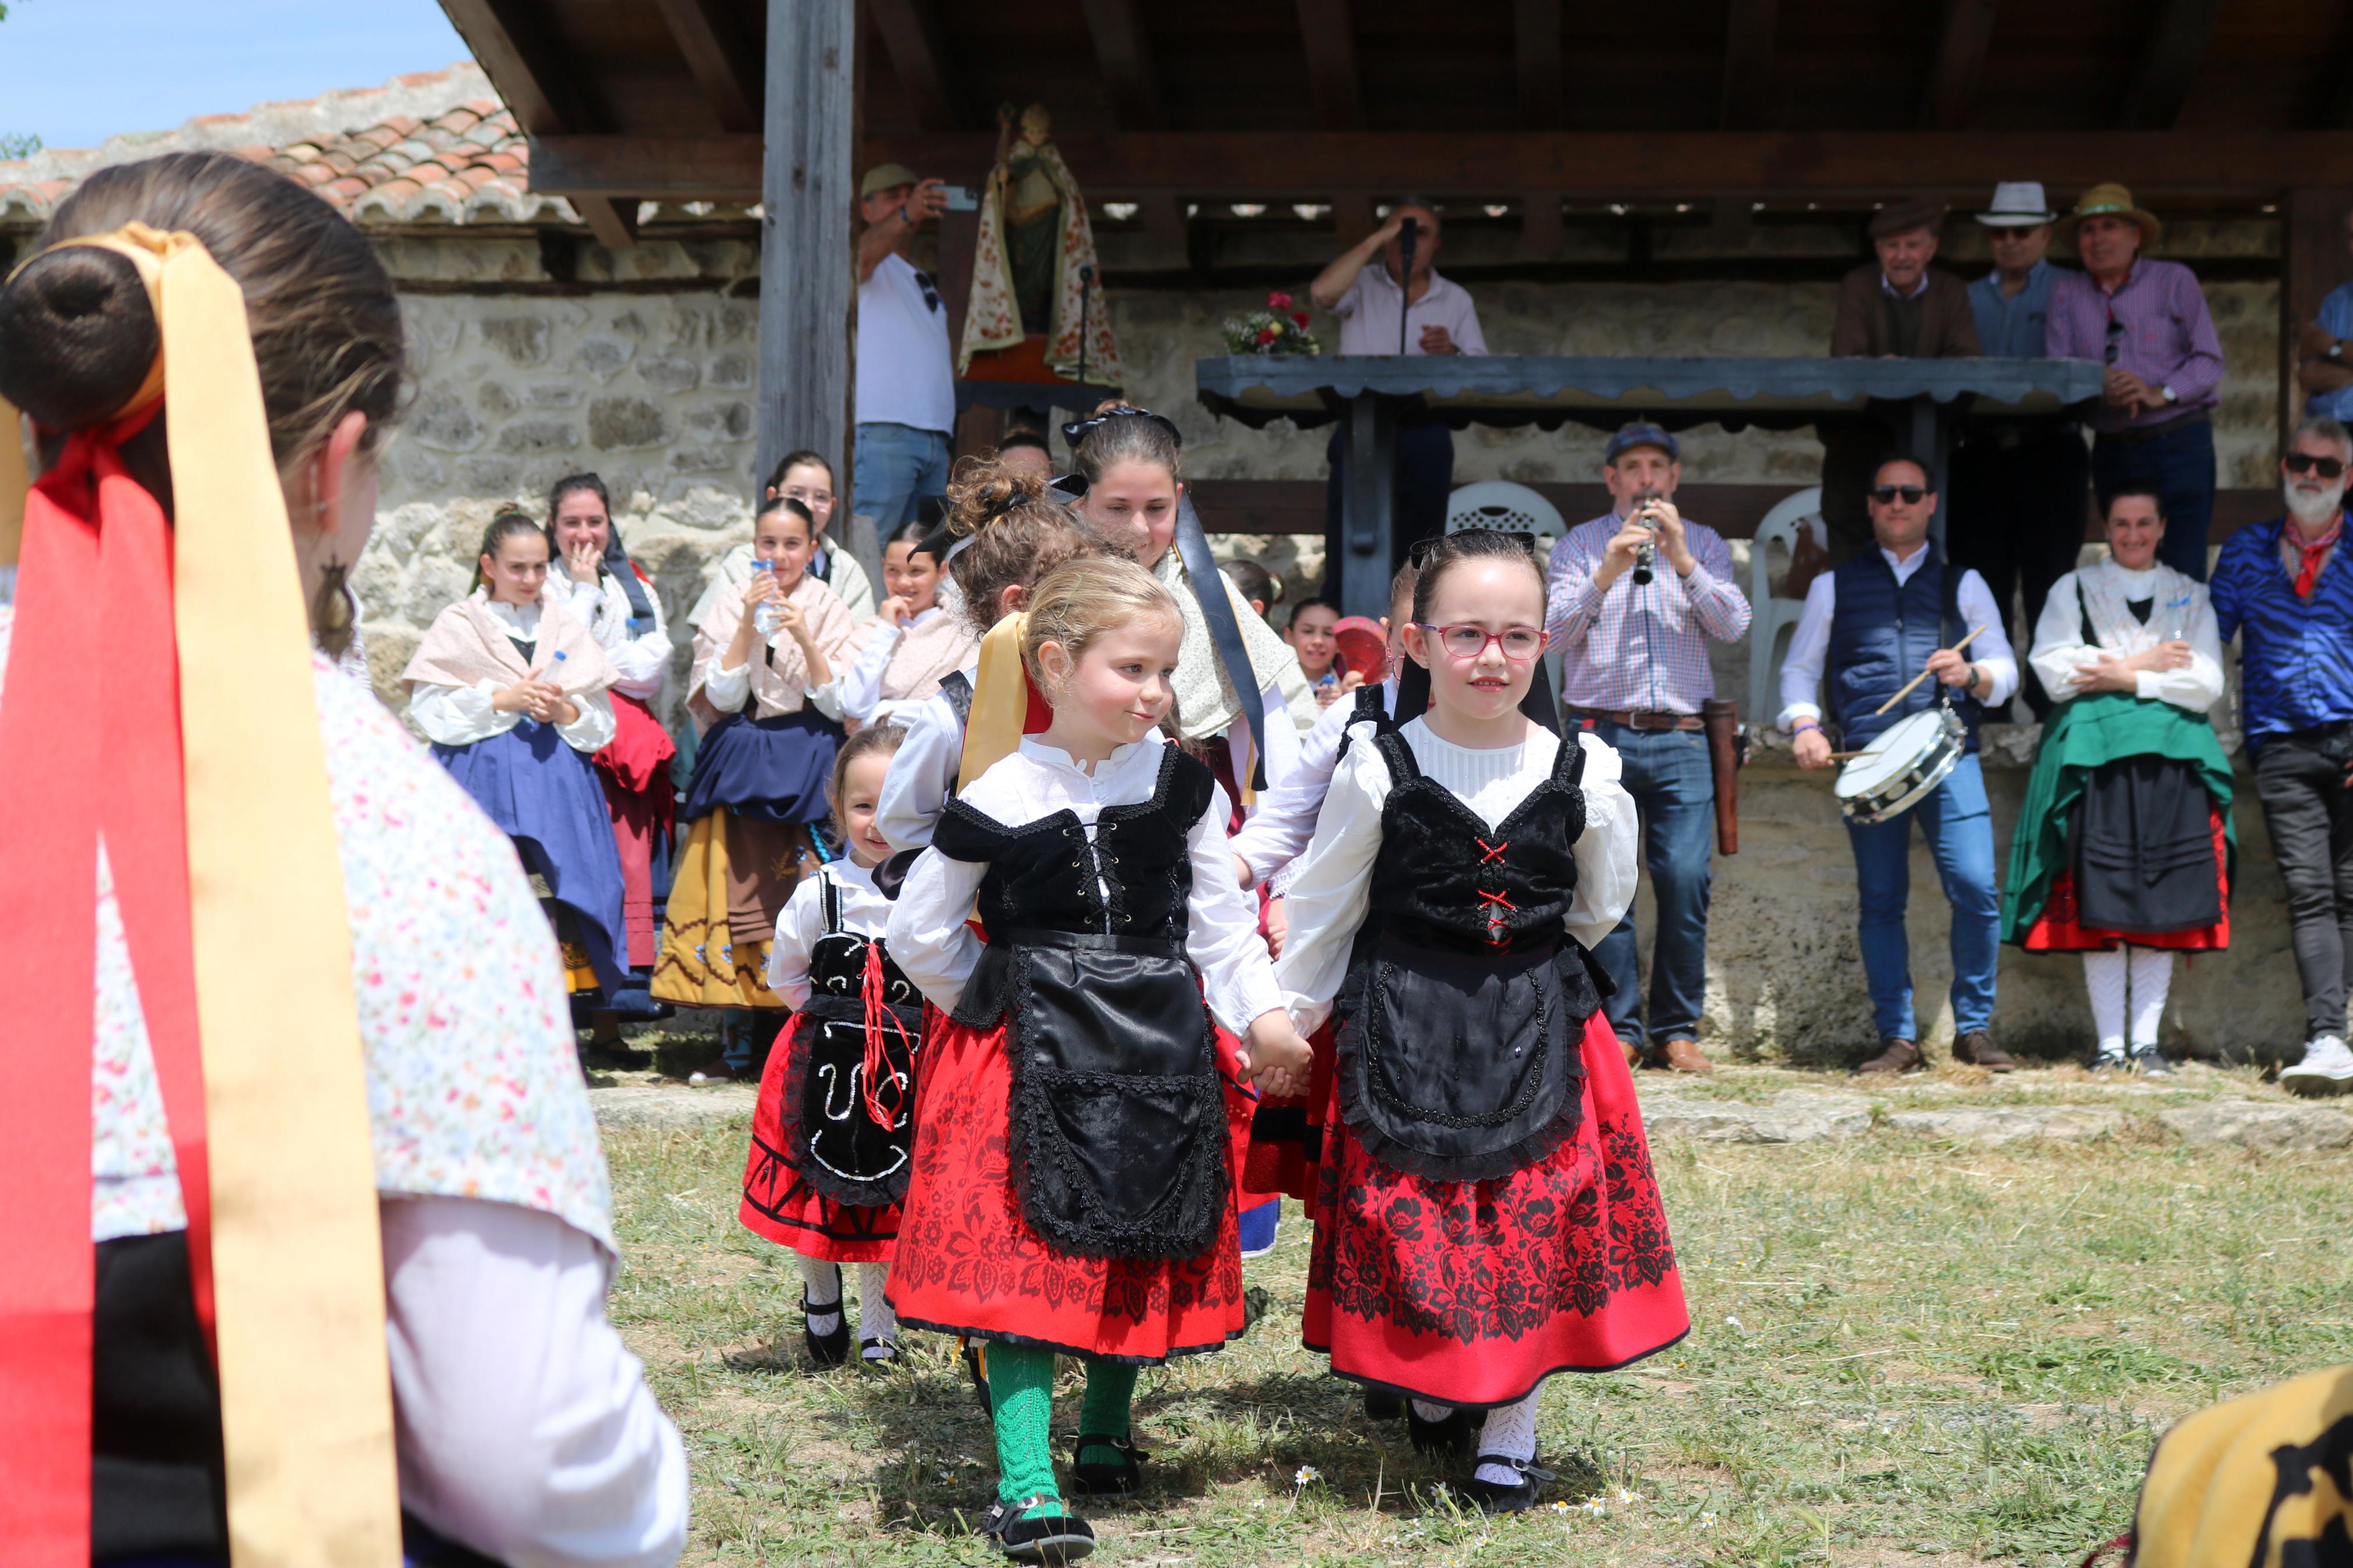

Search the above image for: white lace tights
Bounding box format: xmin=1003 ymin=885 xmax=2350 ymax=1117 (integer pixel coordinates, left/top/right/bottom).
xmin=2083 ymin=946 xmax=2173 ymax=1055
xmin=797 ymin=1256 xmax=896 ymax=1344
xmin=1414 ymin=1389 xmax=1542 ymax=1487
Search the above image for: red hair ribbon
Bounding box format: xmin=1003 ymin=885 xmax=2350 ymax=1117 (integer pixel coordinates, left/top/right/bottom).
xmin=858 ymin=943 xmax=915 ymax=1130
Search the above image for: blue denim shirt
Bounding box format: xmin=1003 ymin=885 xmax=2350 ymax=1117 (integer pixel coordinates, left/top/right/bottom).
xmin=2306 ymin=282 xmax=2353 ymax=424
xmin=1967 ymin=259 xmax=2061 ymax=359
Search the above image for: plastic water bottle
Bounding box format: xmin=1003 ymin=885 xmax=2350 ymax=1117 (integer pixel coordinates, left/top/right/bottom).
xmin=751 ymin=559 xmax=783 ymax=637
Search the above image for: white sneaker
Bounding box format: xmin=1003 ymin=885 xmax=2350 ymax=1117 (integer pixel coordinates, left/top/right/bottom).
xmin=2280 ymin=1035 xmax=2353 ymax=1096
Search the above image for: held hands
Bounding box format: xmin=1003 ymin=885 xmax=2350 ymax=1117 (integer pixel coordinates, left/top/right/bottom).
xmin=1241 ymin=1010 xmax=1314 ymax=1099
xmin=1793 ymin=726 xmax=1835 ymax=770
xmin=563 ymin=535 xmax=604 ymax=585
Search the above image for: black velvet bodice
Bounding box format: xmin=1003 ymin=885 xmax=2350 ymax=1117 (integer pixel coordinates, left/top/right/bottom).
xmin=1365 ymin=728 xmax=1587 ymax=957
xmin=804 ymin=874 xmax=920 ymax=1014
xmin=933 ymin=745 xmax=1213 ymax=943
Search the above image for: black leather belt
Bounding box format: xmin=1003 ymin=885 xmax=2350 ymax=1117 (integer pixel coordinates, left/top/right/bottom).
xmin=1566 ymin=705 xmax=1703 ymax=733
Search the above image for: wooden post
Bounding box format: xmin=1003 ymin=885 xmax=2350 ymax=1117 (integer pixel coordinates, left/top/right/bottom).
xmin=2280 ymin=187 xmax=2352 ymax=445
xmin=759 ymin=0 xmax=858 ymax=518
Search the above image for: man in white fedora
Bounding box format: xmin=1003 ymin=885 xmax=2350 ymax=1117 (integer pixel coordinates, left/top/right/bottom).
xmin=1949 ymin=180 xmax=2091 ymax=716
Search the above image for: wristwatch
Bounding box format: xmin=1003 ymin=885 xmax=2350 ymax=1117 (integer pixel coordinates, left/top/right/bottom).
xmin=2331 ymin=342 xmax=2345 ymax=361
xmin=2161 ymin=385 xmax=2180 ymax=404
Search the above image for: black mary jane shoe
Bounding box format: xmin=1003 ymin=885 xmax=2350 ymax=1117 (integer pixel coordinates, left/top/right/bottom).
xmin=800 ymin=1290 xmax=849 ymax=1368
xmin=1363 ymin=1387 xmax=1404 ymax=1422
xmin=858 ymin=1336 xmax=901 ymax=1370
xmin=1069 ymin=1432 xmax=1151 ymax=1497
xmin=980 ymin=1496 xmax=1096 ymax=1565
xmin=1461 ymin=1455 xmax=1558 ymax=1515
xmin=1406 ymin=1403 xmax=1479 ymax=1459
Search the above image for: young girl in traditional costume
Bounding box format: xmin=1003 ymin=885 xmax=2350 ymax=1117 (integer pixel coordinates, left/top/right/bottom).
xmin=689 ymin=449 xmax=876 ymax=629
xmin=817 ymin=519 xmax=977 ymax=731
xmin=2001 ymin=485 xmax=2231 ymax=1075
xmin=873 ymin=462 xmax=1108 ymax=852
xmin=741 ymin=722 xmax=920 ymax=1368
xmin=1275 ymin=530 xmax=1687 ymax=1512
xmin=887 ymin=556 xmax=1313 ymax=1563
xmin=0 ymin=149 xmax=682 ymax=1565
xmin=550 ymin=470 xmax=679 ymax=1042
xmin=406 ymin=511 xmax=633 ymax=998
xmin=656 ymin=496 xmax=857 ymax=1080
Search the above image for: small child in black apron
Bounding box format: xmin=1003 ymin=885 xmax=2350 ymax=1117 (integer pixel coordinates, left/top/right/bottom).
xmin=738 ymin=723 xmax=921 ymax=1367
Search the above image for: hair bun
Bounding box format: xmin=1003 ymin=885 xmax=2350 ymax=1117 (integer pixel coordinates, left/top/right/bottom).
xmin=0 ymin=245 xmax=159 ymax=431
xmin=944 ymin=457 xmax=1045 ymax=538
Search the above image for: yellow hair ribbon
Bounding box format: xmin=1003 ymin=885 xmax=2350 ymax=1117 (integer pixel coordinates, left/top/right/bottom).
xmin=957 ymin=610 xmax=1032 ymax=791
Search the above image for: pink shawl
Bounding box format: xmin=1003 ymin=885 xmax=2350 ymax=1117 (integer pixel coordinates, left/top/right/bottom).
xmin=691 ymin=570 xmax=857 ymax=728
xmin=401 ymin=585 xmax=617 ymax=697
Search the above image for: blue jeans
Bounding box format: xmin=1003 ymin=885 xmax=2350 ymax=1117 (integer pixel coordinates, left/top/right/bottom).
xmin=1589 ymin=723 xmax=1715 ymax=1048
xmin=852 ymin=421 xmax=952 ymax=529
xmin=1844 ymin=755 xmax=2001 ymax=1042
xmin=2091 ymin=416 xmax=2214 ymax=581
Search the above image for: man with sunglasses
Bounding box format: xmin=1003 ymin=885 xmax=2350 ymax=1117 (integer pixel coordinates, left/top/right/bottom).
xmin=2045 ymin=183 xmax=2224 ymax=582
xmin=1546 ymin=423 xmax=1752 ymax=1073
xmin=853 ymin=162 xmax=955 ymax=529
xmin=2210 ymin=418 xmax=2353 ymax=1092
xmin=1781 ymin=457 xmax=2020 ymax=1076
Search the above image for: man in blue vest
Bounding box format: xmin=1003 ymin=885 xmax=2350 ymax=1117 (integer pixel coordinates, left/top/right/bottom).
xmin=1780 ymin=456 xmax=2021 ymax=1073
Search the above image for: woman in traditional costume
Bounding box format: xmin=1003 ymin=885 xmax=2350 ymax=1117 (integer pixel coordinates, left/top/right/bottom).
xmin=871 ymin=463 xmax=1108 ymax=854
xmin=816 ymin=519 xmax=977 ymax=732
xmin=740 ymin=723 xmax=919 ymax=1369
xmin=1275 ymin=530 xmax=1686 ymax=1513
xmin=405 ymin=513 xmax=632 ymax=1000
xmin=2001 ymin=484 xmax=2232 ymax=1075
xmin=550 ymin=470 xmax=679 ymax=1040
xmin=655 ymin=496 xmax=856 ymax=1080
xmin=0 ymin=150 xmax=683 ymax=1566
xmin=886 ymin=557 xmax=1312 ymax=1563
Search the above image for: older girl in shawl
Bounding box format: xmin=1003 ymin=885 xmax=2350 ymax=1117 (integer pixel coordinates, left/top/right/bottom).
xmin=655 ymin=496 xmax=857 ymax=1073
xmin=816 ymin=518 xmax=977 ymax=732
xmin=2001 ymin=485 xmax=2233 ymax=1075
xmin=404 ymin=512 xmax=631 ymax=998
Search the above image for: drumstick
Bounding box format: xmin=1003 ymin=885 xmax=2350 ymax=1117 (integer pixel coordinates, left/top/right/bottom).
xmin=1871 ymin=623 xmax=1989 ymax=717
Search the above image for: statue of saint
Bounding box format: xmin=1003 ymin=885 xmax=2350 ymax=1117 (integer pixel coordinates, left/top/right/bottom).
xmin=997 ymin=104 xmax=1064 ymax=335
xmin=957 ymin=102 xmax=1124 ymax=389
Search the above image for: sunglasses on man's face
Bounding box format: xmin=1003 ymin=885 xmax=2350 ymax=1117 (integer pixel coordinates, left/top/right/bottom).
xmin=1869 ymin=485 xmax=1928 ymax=505
xmin=2285 ymin=451 xmax=2347 ymax=479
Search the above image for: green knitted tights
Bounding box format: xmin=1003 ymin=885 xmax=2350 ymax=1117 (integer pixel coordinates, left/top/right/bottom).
xmin=987 ymin=1345 xmax=1060 ymax=1510
xmin=1076 ymin=1361 xmax=1137 ymax=1469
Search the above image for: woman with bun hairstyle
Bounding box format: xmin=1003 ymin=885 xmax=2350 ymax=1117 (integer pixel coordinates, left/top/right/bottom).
xmin=1273 ymin=530 xmax=1685 ymax=1514
xmin=871 ymin=458 xmax=1110 ymax=853
xmin=815 ymin=517 xmax=976 ymax=731
xmin=549 ymin=470 xmax=680 ymax=1032
xmin=0 ymin=151 xmax=682 ymax=1563
xmin=655 ymin=494 xmax=857 ymax=1078
xmin=406 ymin=509 xmax=631 ymax=999
xmin=886 ymin=555 xmax=1312 ymax=1563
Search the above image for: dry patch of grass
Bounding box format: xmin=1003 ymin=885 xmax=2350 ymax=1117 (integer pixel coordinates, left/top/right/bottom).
xmin=606 ymin=1113 xmax=2353 ymax=1566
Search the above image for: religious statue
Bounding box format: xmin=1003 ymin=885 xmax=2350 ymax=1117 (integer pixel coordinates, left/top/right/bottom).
xmin=958 ymin=101 xmax=1125 ymax=389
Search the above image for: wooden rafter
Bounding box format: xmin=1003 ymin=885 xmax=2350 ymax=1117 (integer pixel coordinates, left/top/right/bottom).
xmin=1295 ymin=0 xmax=1367 ymax=133
xmin=1081 ymin=0 xmax=1167 ymax=132
xmin=648 ymin=0 xmax=760 ymax=134
xmin=1514 ymin=0 xmax=1564 ymax=132
xmin=438 ymin=0 xmax=643 ymax=247
xmin=2118 ymin=0 xmax=2225 ymax=130
xmin=868 ymin=0 xmax=963 ymax=133
xmin=1919 ymin=0 xmax=1998 ymax=131
xmin=1718 ymin=0 xmax=1777 ymax=130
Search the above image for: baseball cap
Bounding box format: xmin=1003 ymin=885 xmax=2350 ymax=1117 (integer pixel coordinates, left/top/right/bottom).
xmin=1605 ymin=421 xmax=1680 ymax=465
xmin=860 ymin=162 xmax=920 ymax=200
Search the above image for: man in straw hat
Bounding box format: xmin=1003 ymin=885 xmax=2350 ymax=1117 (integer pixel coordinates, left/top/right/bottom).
xmin=1820 ymin=198 xmax=1981 ymax=563
xmin=854 ymin=161 xmax=956 ymax=529
xmin=1949 ymin=180 xmax=2092 ymax=717
xmin=2046 ymin=182 xmax=2224 ymax=582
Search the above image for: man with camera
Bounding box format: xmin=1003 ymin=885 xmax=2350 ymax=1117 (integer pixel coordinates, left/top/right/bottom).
xmin=853 ymin=162 xmax=955 ymax=528
xmin=1547 ymin=423 xmax=1752 ymax=1073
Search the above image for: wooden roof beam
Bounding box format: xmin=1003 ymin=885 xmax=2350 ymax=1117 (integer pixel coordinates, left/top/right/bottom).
xmin=1718 ymin=0 xmax=1777 ymax=130
xmin=1919 ymin=0 xmax=1997 ymax=131
xmin=439 ymin=0 xmax=595 ymax=137
xmin=1514 ymin=0 xmax=1564 ymax=132
xmin=869 ymin=0 xmax=964 ymax=133
xmin=2118 ymin=0 xmax=2224 ymax=130
xmin=1083 ymin=0 xmax=1168 ymax=132
xmin=1296 ymin=0 xmax=1367 ymax=133
xmin=648 ymin=0 xmax=760 ymax=134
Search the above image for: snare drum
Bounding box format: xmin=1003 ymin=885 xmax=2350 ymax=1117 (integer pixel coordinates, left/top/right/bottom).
xmin=1833 ymin=706 xmax=1967 ymax=825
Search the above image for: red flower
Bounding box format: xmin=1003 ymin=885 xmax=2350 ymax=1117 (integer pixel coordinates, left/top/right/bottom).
xmin=1268 ymin=290 xmax=1293 ymax=310
xmin=1293 ymin=311 xmax=1310 ymax=329
xmin=1257 ymin=325 xmax=1279 ymax=345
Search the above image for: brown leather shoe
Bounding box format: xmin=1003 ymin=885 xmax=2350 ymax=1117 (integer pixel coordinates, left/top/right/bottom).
xmin=1857 ymin=1037 xmax=1923 ymax=1075
xmin=1952 ymin=1029 xmax=2015 ymax=1072
xmin=1656 ymin=1037 xmax=1715 ymax=1073
xmin=1621 ymin=1036 xmax=1641 ymax=1069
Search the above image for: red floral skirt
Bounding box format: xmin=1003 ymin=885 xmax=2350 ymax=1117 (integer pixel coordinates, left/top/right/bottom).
xmin=886 ymin=1011 xmax=1254 ymax=1364
xmin=1304 ymin=1011 xmax=1689 ymax=1410
xmin=2018 ymin=805 xmax=2230 ymax=954
xmin=738 ymin=1010 xmax=899 ymax=1263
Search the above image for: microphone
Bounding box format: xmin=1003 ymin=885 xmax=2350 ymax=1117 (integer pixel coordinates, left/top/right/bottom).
xmin=1397 ymin=216 xmax=1419 ymax=355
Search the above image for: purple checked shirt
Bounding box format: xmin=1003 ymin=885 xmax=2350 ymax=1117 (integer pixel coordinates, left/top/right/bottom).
xmin=1546 ymin=511 xmax=1752 ymax=714
xmin=2044 ymin=258 xmax=2224 ymax=436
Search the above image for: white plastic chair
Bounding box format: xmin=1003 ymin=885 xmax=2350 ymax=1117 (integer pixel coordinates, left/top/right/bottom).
xmin=1746 ymin=486 xmax=1826 ymax=728
xmin=1445 ymin=481 xmax=1567 ymax=547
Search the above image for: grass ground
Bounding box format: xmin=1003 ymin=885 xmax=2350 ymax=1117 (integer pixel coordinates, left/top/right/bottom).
xmin=604 ymin=1062 xmax=2353 ymax=1567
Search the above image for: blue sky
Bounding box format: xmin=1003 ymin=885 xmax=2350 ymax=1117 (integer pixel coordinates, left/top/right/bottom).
xmin=1 ymin=1 xmax=472 ymax=151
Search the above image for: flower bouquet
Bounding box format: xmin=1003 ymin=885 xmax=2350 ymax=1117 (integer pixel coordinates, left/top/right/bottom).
xmin=1220 ymin=291 xmax=1323 ymax=355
